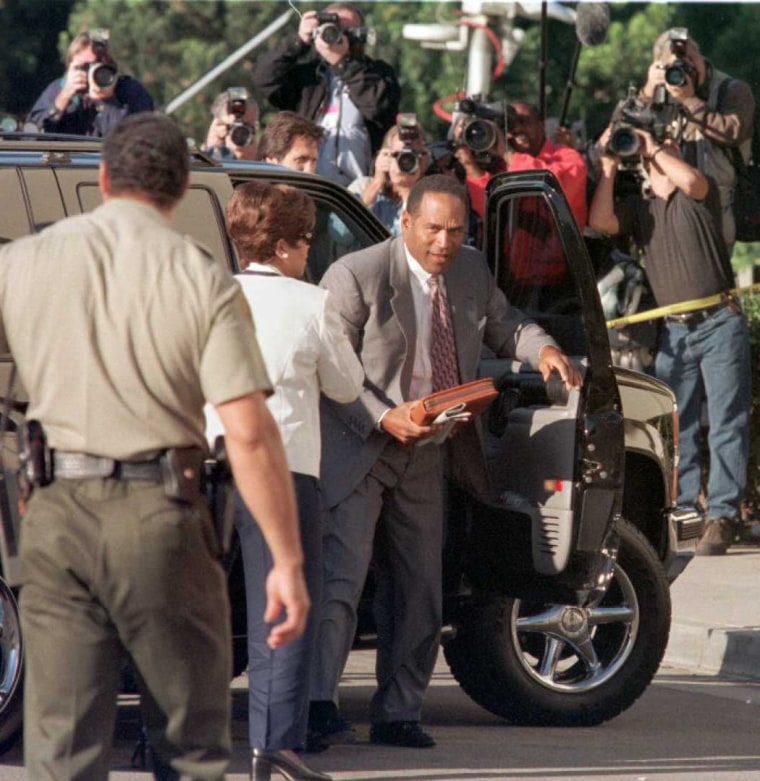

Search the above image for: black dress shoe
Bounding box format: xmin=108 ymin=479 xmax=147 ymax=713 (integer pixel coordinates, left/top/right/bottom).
xmin=251 ymin=748 xmax=332 ymax=781
xmin=369 ymin=720 xmax=436 ymax=748
xmin=307 ymin=700 xmax=356 ymax=745
xmin=303 ymin=728 xmax=330 ymax=754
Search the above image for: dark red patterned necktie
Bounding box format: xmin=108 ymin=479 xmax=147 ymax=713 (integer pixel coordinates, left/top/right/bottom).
xmin=429 ymin=274 xmax=460 ymax=392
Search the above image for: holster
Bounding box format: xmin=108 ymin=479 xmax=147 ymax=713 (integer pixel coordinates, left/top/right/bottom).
xmin=17 ymin=419 xmax=53 ymax=499
xmin=202 ymin=436 xmax=234 ymax=556
xmin=159 ymin=447 xmax=206 ymax=504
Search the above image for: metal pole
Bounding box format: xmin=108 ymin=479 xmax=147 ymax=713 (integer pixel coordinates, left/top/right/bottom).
xmin=164 ymin=9 xmax=294 ymax=115
xmin=538 ymin=1 xmax=548 ymax=120
xmin=466 ymin=23 xmax=493 ymax=98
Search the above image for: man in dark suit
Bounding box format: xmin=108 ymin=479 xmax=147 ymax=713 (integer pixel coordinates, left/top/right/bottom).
xmin=309 ymin=175 xmax=581 ymax=749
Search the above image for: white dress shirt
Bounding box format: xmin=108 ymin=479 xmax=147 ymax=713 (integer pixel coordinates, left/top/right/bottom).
xmin=206 ymin=263 xmax=364 ymax=477
xmin=404 ymin=245 xmax=453 ymax=400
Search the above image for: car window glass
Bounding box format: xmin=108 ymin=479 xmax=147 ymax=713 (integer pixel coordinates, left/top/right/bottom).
xmin=495 ymin=192 xmax=586 ymax=357
xmin=306 ymin=201 xmax=366 ymax=284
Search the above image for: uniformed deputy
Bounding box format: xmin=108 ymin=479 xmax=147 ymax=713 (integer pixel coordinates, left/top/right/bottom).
xmin=0 ymin=112 xmax=309 ymax=780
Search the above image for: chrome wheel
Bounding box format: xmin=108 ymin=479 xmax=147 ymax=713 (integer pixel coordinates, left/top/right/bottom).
xmin=510 ymin=562 xmax=639 ymax=693
xmin=0 ymin=577 xmax=22 ymax=752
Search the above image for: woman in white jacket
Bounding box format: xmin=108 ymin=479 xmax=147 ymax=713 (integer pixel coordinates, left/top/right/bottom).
xmin=212 ymin=181 xmax=363 ymax=781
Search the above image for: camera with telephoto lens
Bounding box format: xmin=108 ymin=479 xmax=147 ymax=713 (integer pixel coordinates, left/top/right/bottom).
xmin=314 ymin=11 xmax=374 ymax=46
xmin=76 ymin=29 xmax=118 ymax=93
xmin=392 ymin=113 xmax=423 ymax=174
xmin=606 ymin=83 xmax=681 ymax=159
xmin=315 ymin=11 xmax=344 ymax=45
xmin=225 ymin=87 xmax=256 ymax=148
xmin=663 ymin=28 xmax=697 ymax=88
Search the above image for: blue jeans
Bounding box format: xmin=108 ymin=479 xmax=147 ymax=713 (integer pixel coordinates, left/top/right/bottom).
xmin=655 ymin=306 xmax=751 ymax=520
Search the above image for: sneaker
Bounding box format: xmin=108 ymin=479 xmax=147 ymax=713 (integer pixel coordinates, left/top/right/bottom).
xmin=370 ymin=720 xmax=436 ymax=748
xmin=696 ymin=517 xmax=735 ymax=556
xmin=307 ymin=701 xmax=356 ymax=746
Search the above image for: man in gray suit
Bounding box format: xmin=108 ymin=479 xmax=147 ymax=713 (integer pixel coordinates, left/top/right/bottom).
xmin=309 ymin=175 xmax=581 ymax=749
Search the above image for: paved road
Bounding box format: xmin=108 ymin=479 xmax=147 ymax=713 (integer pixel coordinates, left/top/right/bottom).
xmin=2 ymin=546 xmax=758 ymax=780
xmin=1 ymin=649 xmax=758 ymax=781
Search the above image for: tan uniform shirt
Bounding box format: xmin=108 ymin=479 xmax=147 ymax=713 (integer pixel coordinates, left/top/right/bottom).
xmin=0 ymin=198 xmax=271 ymax=459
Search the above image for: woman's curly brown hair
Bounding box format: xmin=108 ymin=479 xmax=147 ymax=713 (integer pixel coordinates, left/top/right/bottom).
xmin=225 ymin=181 xmax=316 ymax=268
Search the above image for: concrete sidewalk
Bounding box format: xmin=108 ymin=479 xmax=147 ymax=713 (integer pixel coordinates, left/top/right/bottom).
xmin=662 ymin=542 xmax=760 ymax=680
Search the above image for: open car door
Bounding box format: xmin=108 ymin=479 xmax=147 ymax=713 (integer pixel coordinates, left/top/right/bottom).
xmin=473 ymin=169 xmax=624 ymax=588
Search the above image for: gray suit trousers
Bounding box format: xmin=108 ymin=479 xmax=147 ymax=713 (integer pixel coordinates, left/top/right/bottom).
xmin=310 ymin=439 xmax=444 ymax=723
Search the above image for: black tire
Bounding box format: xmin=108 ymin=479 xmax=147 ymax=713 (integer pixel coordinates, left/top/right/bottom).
xmin=0 ymin=578 xmax=23 ymax=753
xmin=443 ymin=519 xmax=671 ymax=726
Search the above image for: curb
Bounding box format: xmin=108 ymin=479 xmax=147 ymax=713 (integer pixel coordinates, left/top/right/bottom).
xmin=663 ymin=620 xmax=760 ymax=680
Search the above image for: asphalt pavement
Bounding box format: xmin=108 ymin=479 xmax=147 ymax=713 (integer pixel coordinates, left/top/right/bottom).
xmin=663 ymin=540 xmax=760 ymax=681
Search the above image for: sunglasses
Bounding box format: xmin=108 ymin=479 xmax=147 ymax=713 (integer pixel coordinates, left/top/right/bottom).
xmin=298 ymin=232 xmax=313 ymax=245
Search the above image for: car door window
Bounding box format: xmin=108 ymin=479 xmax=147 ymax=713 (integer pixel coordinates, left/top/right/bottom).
xmin=305 ymin=202 xmax=366 ymax=283
xmin=228 ymin=172 xmax=388 ymax=284
xmin=495 ymin=191 xmax=586 ymax=357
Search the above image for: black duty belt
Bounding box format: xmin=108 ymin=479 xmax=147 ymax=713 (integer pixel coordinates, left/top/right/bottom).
xmin=665 ymin=300 xmax=730 ymax=327
xmin=52 ymin=451 xmax=163 ymax=481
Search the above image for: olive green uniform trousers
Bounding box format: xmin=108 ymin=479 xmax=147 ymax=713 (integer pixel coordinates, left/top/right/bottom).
xmin=19 ymin=478 xmax=232 ymax=780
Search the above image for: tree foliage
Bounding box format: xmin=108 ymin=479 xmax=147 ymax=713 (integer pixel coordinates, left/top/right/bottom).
xmin=4 ymin=2 xmax=760 ymax=148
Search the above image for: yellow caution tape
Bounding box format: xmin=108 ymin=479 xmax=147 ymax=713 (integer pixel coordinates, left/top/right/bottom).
xmin=606 ymin=283 xmax=760 ymax=329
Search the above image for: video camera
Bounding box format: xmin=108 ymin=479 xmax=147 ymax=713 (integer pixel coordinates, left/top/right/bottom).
xmin=450 ymin=96 xmax=514 ymax=172
xmin=663 ymin=27 xmax=697 ymax=88
xmin=457 ymin=97 xmax=507 ymax=153
xmin=225 ymin=87 xmax=256 ymax=148
xmin=606 ymin=83 xmax=681 ymax=159
xmin=392 ymin=113 xmax=424 ymax=174
xmin=76 ymin=29 xmax=118 ymax=93
xmin=314 ymin=11 xmax=375 ymax=46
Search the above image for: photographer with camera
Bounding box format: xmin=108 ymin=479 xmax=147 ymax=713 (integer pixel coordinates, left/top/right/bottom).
xmin=641 ymin=28 xmax=754 ymax=248
xmin=506 ymin=101 xmax=588 ymax=230
xmin=451 ymin=96 xmax=509 ymax=232
xmin=27 ymin=30 xmax=153 ymax=137
xmin=251 ymin=3 xmax=400 ymax=186
xmin=348 ymin=115 xmax=428 ymax=234
xmin=589 ymin=123 xmax=751 ymax=558
xmin=203 ymin=87 xmax=260 ymax=161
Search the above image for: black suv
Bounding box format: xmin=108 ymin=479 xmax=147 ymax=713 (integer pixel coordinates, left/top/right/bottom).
xmin=0 ymin=135 xmax=703 ymax=751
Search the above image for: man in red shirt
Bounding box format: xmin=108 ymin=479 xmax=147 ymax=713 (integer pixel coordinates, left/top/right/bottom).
xmin=503 ymin=101 xmax=588 ymax=290
xmin=506 ymin=101 xmax=588 ymax=229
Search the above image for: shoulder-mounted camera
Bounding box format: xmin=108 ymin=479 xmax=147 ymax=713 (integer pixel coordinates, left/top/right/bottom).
xmin=606 ymin=83 xmax=681 ymax=159
xmin=449 ymin=96 xmax=513 ymax=172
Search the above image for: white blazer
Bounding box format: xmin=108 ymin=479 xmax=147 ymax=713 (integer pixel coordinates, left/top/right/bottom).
xmin=206 ymin=263 xmax=364 ymax=477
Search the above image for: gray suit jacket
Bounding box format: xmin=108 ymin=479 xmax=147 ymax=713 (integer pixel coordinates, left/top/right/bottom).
xmin=319 ymin=236 xmax=557 ymax=508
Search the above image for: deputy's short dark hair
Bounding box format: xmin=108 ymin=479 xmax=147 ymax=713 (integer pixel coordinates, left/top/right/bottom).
xmin=406 ymin=174 xmax=468 ymax=217
xmin=102 ymin=112 xmax=189 ymax=210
